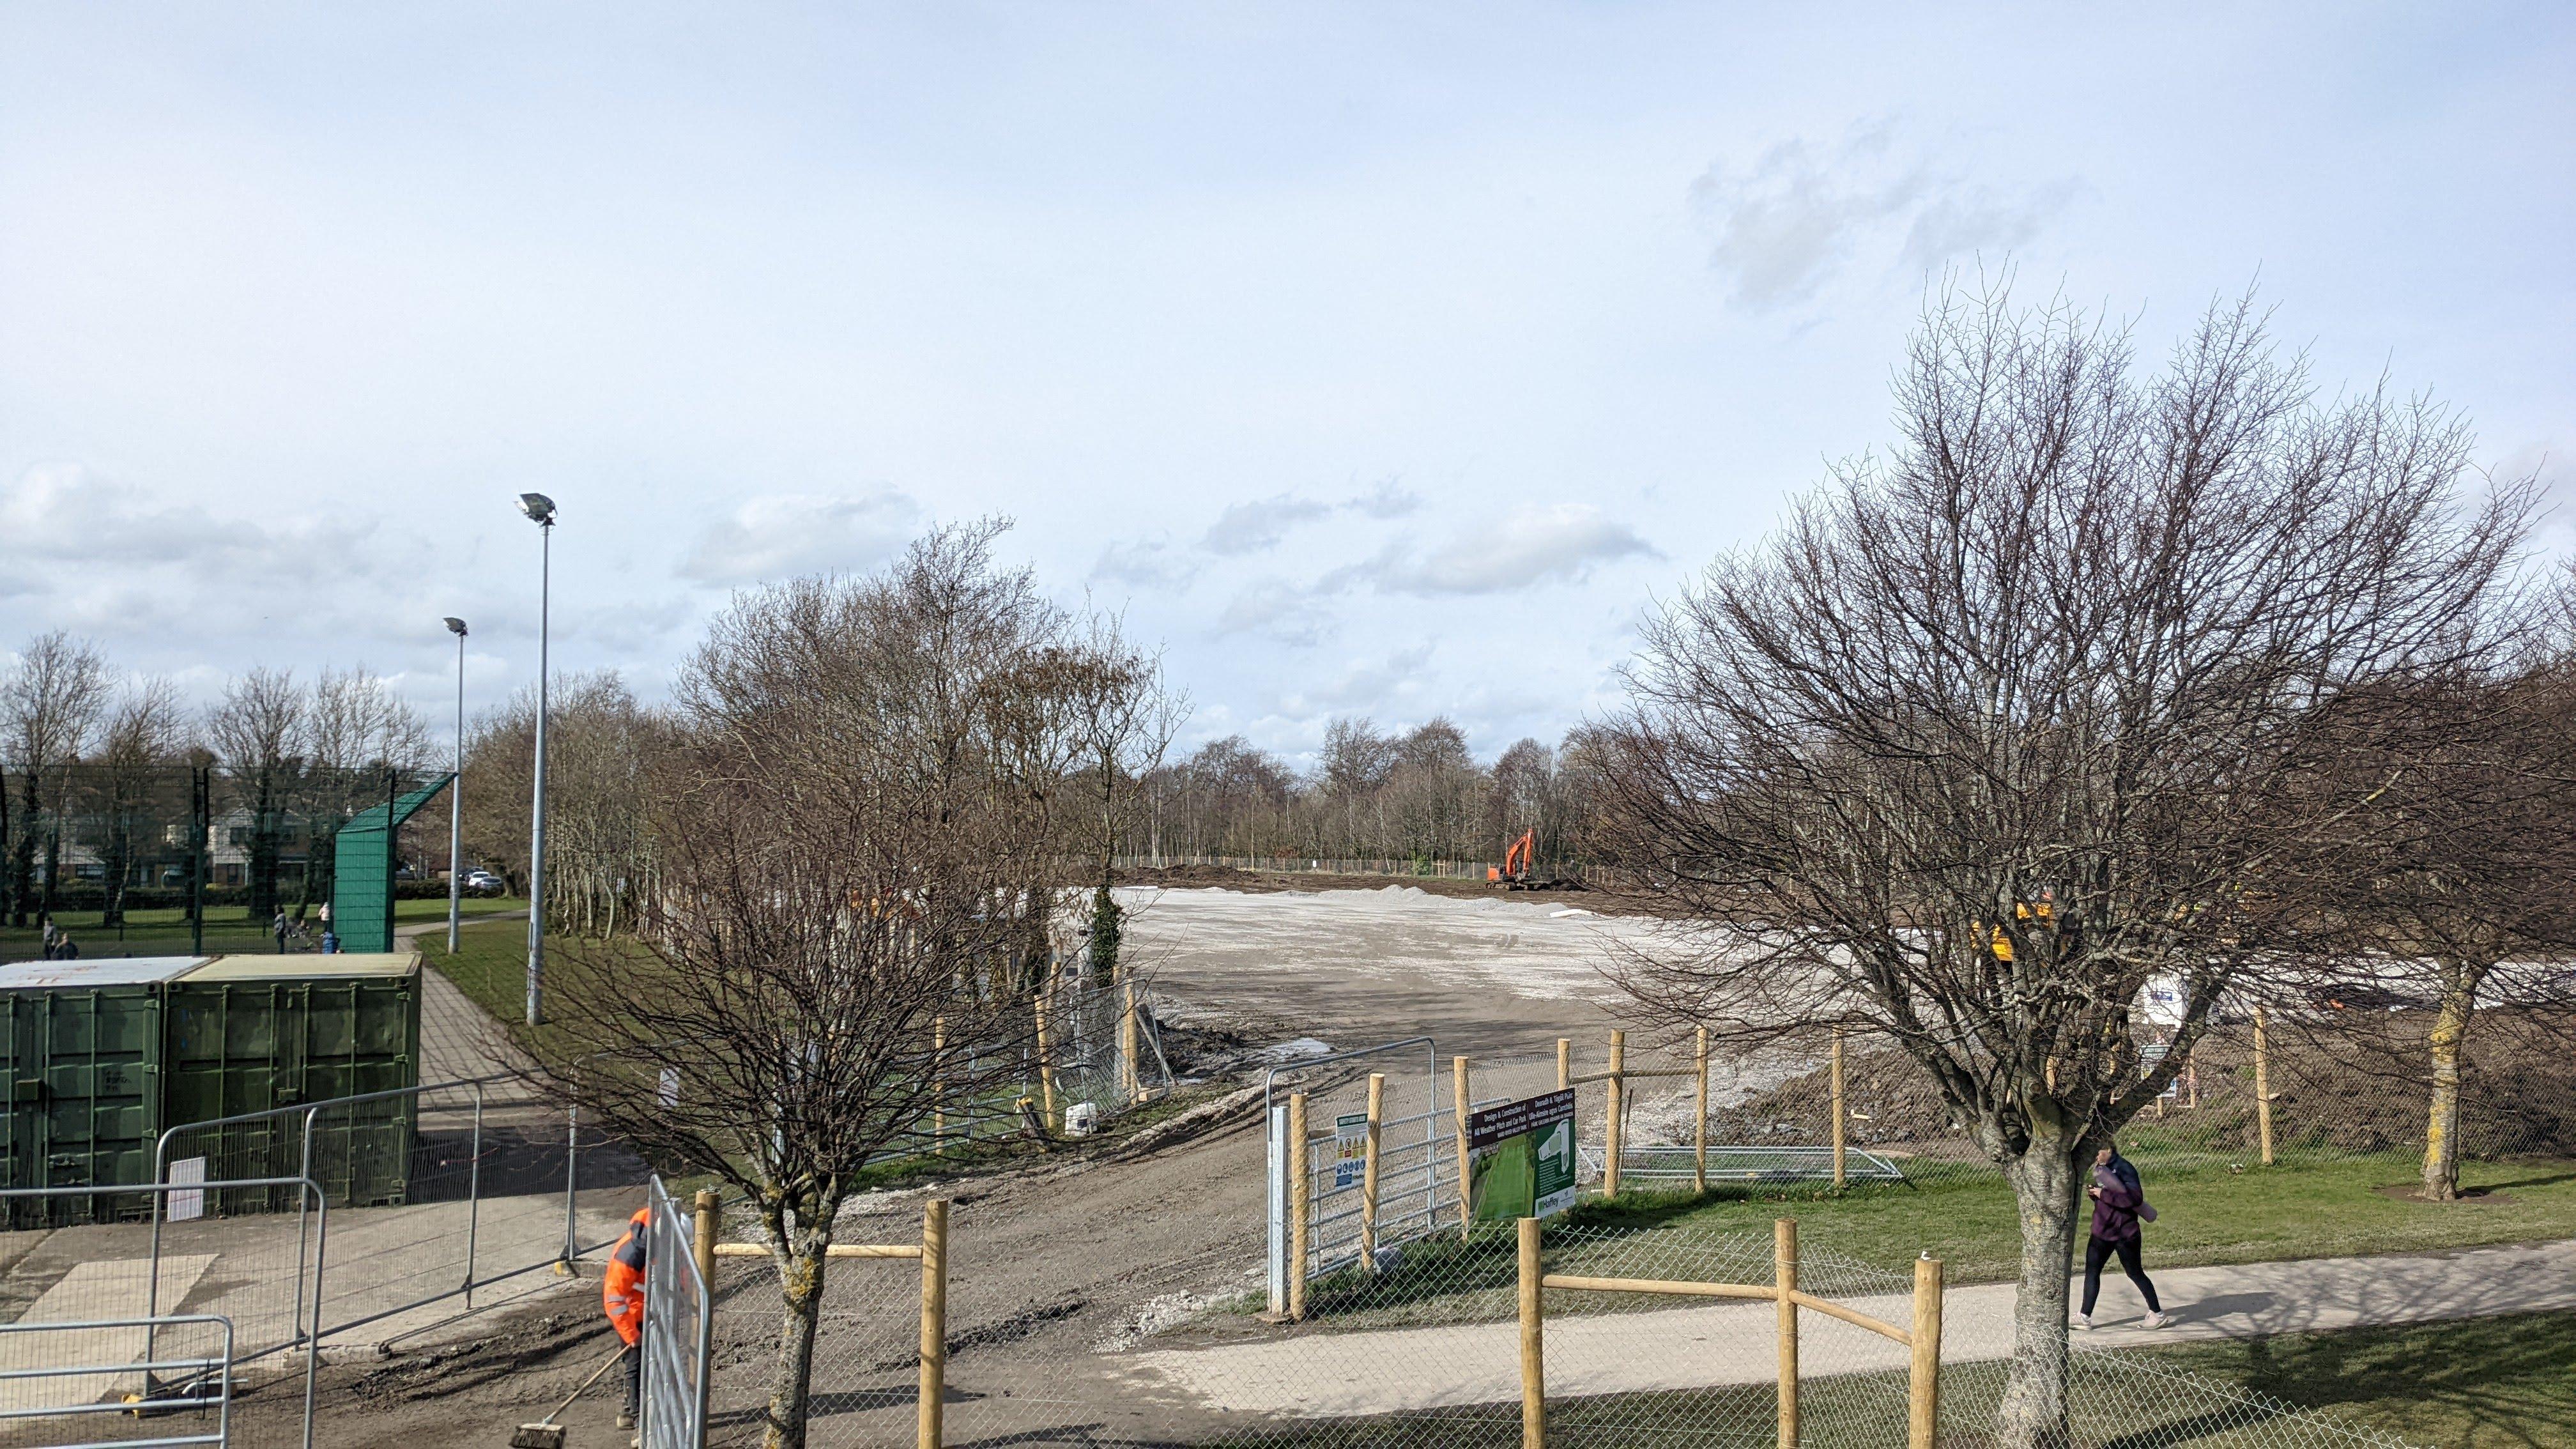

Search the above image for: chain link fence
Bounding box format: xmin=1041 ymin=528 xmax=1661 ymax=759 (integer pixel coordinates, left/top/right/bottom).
xmin=697 ymin=1208 xmax=2426 ymax=1448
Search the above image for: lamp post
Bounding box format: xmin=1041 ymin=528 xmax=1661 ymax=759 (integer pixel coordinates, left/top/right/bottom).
xmin=443 ymin=617 xmax=468 ymax=954
xmin=518 ymin=492 xmax=556 ymax=1027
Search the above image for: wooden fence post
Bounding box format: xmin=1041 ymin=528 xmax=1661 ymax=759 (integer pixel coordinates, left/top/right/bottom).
xmin=1830 ymin=1028 xmax=1847 ymax=1189
xmin=1361 ymin=1072 xmax=1385 ymax=1273
xmin=1289 ymin=1092 xmax=1311 ymax=1320
xmin=1775 ymin=1218 xmax=1798 ymax=1449
xmin=2253 ymin=1008 xmax=2275 ymax=1166
xmin=1694 ymin=1027 xmax=1710 ymax=1197
xmin=1123 ymin=981 xmax=1142 ymax=1103
xmin=1604 ymin=1030 xmax=1626 ymax=1197
xmin=693 ymin=1190 xmax=719 ymax=1293
xmin=1556 ymin=1038 xmax=1571 ymax=1091
xmin=917 ymin=1199 xmax=949 ymax=1449
xmin=1034 ymin=993 xmax=1058 ymax=1130
xmin=1519 ymin=1215 xmax=1545 ymax=1449
xmin=1908 ymin=1255 xmax=1943 ymax=1449
xmin=1454 ymin=1055 xmax=1475 ymax=1239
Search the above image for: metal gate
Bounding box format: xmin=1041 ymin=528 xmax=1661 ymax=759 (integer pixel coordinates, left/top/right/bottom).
xmin=1 ymin=1178 xmax=323 ymax=1449
xmin=640 ymin=1175 xmax=711 ymax=1449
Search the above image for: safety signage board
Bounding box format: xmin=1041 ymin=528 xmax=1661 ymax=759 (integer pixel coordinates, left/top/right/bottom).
xmin=1334 ymin=1112 xmax=1368 ymax=1188
xmin=1468 ymin=1089 xmax=1577 ymax=1221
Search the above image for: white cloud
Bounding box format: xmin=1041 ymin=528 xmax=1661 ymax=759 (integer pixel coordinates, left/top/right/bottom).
xmin=1278 ymin=642 xmax=1435 ymax=716
xmin=1091 ymin=535 xmax=1200 ymax=590
xmin=1212 ymin=578 xmax=1337 ymax=646
xmin=680 ymin=491 xmax=921 ymax=585
xmin=1352 ymin=504 xmax=1659 ymax=596
xmin=1900 ymin=181 xmax=2082 ymax=275
xmin=1202 ymin=494 xmax=1335 ymax=555
xmin=1 ymin=461 xmax=377 ymax=573
xmin=1692 ymin=126 xmax=2078 ymax=309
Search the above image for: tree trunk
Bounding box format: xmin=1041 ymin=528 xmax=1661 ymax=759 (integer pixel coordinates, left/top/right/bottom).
xmin=1998 ymin=1147 xmax=2082 ymax=1449
xmin=2421 ymin=961 xmax=2482 ymax=1202
xmin=763 ymin=1243 xmax=827 ymax=1449
xmin=1086 ymin=884 xmax=1121 ymax=988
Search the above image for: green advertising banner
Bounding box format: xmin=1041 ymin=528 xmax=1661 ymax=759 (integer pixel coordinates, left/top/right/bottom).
xmin=1468 ymin=1089 xmax=1577 ymax=1221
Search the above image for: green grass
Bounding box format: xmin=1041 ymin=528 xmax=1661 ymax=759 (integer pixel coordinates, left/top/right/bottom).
xmin=2135 ymin=1311 xmax=2576 ymax=1448
xmin=0 ymin=896 xmax=525 ymax=961
xmin=1577 ymin=1154 xmax=2576 ymax=1285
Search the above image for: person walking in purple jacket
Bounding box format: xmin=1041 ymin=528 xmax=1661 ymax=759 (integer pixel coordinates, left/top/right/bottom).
xmin=2076 ymin=1142 xmax=2168 ymax=1329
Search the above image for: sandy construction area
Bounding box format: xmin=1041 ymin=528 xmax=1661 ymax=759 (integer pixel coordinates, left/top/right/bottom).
xmin=1117 ymin=884 xmax=1674 ymax=1059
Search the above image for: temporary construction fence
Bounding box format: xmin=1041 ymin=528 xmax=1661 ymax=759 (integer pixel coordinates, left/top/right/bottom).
xmin=144 ymin=1071 xmax=641 ymax=1346
xmin=0 ymin=1076 xmax=648 ymax=1449
xmin=642 ymin=1175 xmax=716 ymax=1449
xmin=696 ymin=1207 xmax=2423 ymax=1449
xmin=0 ymin=1178 xmax=321 ymax=1449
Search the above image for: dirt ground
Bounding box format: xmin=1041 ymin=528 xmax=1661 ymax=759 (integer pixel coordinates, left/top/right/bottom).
xmin=81 ymin=880 xmax=1664 ymax=1448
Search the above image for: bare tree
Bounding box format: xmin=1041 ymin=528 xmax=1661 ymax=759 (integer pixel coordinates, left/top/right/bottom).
xmin=3 ymin=632 xmax=111 ymax=926
xmin=206 ymin=668 xmax=309 ymax=920
xmin=91 ymin=677 xmax=192 ymax=926
xmin=532 ymin=521 xmax=1081 ymax=1449
xmin=2303 ymin=640 xmax=2576 ymax=1199
xmin=1591 ymin=283 xmax=2533 ymax=1446
xmin=296 ymin=665 xmax=434 ymax=916
xmin=1066 ymin=614 xmax=1186 ymax=983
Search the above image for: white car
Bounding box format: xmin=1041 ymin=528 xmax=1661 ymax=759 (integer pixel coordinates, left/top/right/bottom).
xmin=460 ymin=868 xmax=507 ymax=898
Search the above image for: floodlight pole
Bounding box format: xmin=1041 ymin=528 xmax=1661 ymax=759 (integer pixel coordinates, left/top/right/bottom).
xmin=521 ymin=496 xmax=556 ymax=1028
xmin=445 ymin=618 xmax=468 ymax=954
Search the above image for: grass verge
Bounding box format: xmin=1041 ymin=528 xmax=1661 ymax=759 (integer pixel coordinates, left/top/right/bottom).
xmin=1579 ymin=1153 xmax=2576 ymax=1285
xmin=2136 ymin=1310 xmax=2576 ymax=1448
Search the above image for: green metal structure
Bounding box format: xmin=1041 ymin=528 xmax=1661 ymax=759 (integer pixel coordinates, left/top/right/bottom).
xmin=329 ymin=774 xmax=454 ymax=953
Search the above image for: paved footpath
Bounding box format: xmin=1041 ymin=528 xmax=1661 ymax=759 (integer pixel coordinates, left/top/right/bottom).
xmin=395 ymin=912 xmax=539 ymax=1086
xmin=1120 ymin=1239 xmax=2576 ymax=1416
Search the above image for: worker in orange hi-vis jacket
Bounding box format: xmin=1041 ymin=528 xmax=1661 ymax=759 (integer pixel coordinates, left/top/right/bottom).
xmin=602 ymin=1206 xmax=650 ymax=1434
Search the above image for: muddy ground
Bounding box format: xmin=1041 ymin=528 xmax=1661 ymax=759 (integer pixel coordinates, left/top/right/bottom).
xmin=80 ymin=881 xmax=1663 ymax=1448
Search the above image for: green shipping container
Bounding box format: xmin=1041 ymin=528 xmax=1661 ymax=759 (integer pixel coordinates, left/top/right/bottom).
xmin=0 ymin=957 xmax=207 ymax=1227
xmin=1 ymin=953 xmax=422 ymax=1224
xmin=167 ymin=954 xmax=423 ymax=1213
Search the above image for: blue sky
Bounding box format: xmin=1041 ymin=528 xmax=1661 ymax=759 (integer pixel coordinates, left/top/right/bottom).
xmin=3 ymin=4 xmax=2569 ymax=763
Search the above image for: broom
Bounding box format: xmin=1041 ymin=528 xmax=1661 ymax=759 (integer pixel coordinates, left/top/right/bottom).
xmin=510 ymin=1344 xmax=627 ymax=1449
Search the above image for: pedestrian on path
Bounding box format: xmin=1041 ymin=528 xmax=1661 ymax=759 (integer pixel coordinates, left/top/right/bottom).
xmin=2078 ymin=1141 xmax=2168 ymax=1330
xmin=272 ymin=909 xmax=289 ymax=953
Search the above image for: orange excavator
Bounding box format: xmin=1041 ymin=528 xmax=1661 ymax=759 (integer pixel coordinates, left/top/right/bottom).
xmin=1488 ymin=830 xmax=1537 ymax=889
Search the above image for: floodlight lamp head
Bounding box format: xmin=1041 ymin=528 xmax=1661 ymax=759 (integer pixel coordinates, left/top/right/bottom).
xmin=518 ymin=492 xmax=557 ymax=525
xmin=443 ymin=617 xmax=468 ymax=636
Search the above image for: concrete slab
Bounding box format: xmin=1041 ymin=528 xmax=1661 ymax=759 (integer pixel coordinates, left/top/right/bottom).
xmin=0 ymin=1255 xmax=215 ymax=1412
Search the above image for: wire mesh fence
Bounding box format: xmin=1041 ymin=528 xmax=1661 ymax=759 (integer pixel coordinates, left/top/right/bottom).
xmin=0 ymin=1181 xmax=319 ymax=1449
xmin=0 ymin=763 xmax=451 ymax=965
xmin=698 ymin=1207 xmax=2427 ymax=1449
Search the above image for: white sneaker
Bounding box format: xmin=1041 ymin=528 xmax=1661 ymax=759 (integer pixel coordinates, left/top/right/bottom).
xmin=2142 ymin=1311 xmax=2169 ymax=1329
xmin=2073 ymin=1312 xmax=2092 ymax=1330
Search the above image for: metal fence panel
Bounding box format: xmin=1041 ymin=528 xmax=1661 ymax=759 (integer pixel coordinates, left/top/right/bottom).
xmin=2 ymin=1179 xmax=319 ymax=1449
xmin=640 ymin=1175 xmax=710 ymax=1449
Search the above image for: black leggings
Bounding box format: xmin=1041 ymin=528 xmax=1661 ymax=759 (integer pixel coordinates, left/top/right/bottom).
xmin=2082 ymin=1234 xmax=2161 ymax=1315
